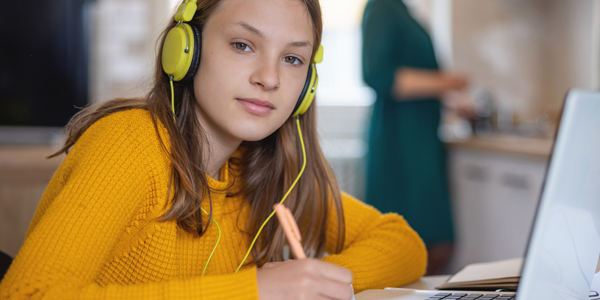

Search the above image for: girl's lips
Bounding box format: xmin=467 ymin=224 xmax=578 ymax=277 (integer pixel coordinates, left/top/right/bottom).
xmin=237 ymin=98 xmax=274 ymax=116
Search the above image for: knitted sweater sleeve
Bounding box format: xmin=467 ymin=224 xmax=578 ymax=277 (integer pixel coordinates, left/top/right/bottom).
xmin=0 ymin=110 xmax=258 ymax=300
xmin=322 ymin=192 xmax=427 ymax=292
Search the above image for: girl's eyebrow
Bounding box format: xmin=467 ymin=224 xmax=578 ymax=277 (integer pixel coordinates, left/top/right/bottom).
xmin=236 ymin=21 xmax=312 ymax=48
xmin=237 ymin=21 xmax=265 ymax=39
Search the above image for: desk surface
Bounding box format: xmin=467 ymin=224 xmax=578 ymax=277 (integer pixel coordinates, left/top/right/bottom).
xmin=398 ymin=275 xmax=450 ymax=290
xmin=355 ymin=275 xmax=450 ymax=300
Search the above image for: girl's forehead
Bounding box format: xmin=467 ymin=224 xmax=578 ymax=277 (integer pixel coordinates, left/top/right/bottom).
xmin=207 ymin=0 xmax=314 ymax=42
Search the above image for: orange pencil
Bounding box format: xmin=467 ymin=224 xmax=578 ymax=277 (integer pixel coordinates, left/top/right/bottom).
xmin=273 ymin=203 xmax=306 ymax=259
xmin=274 ymin=203 xmax=356 ymax=299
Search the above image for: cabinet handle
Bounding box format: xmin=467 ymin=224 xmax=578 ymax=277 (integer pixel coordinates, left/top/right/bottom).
xmin=463 ymin=164 xmax=488 ymax=182
xmin=501 ymin=173 xmax=529 ymax=189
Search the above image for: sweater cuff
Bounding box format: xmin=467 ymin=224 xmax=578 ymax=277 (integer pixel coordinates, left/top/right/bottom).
xmin=196 ymin=267 xmax=259 ymax=300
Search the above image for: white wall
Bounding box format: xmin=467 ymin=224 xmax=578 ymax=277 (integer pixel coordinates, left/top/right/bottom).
xmin=443 ymin=0 xmax=598 ymax=124
xmin=88 ymin=0 xmax=174 ymax=103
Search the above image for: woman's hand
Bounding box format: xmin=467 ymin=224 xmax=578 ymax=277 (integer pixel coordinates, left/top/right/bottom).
xmin=256 ymin=258 xmax=354 ymax=300
xmin=441 ymin=90 xmax=477 ymax=118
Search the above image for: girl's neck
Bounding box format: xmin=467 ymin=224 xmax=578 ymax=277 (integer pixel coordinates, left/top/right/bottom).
xmin=195 ymin=110 xmax=242 ymax=181
xmin=206 ymin=150 xmax=232 ymax=181
xmin=204 ymin=132 xmax=240 ymax=181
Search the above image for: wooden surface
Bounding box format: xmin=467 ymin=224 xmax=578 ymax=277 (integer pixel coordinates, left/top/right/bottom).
xmin=0 ymin=145 xmax=64 ymax=257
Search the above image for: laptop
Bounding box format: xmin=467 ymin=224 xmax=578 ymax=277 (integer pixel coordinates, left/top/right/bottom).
xmin=356 ymin=89 xmax=600 ymax=300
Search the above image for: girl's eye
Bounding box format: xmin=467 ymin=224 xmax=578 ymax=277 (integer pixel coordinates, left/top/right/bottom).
xmin=232 ymin=42 xmax=251 ymax=52
xmin=283 ymin=56 xmax=302 ymax=65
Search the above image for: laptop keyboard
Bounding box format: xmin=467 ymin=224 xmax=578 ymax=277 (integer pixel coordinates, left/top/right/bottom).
xmin=425 ymin=292 xmax=516 ymax=300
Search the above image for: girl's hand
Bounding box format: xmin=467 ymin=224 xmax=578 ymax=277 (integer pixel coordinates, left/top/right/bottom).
xmin=256 ymin=258 xmax=354 ymax=300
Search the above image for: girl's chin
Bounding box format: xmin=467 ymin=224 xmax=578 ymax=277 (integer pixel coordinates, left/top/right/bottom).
xmin=230 ymin=121 xmax=281 ymax=142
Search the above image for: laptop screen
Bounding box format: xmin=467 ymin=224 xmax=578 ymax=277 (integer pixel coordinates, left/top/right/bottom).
xmin=517 ymin=90 xmax=600 ymax=300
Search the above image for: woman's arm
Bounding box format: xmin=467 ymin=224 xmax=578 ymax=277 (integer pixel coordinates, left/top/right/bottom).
xmin=0 ymin=110 xmax=259 ymax=300
xmin=323 ymin=193 xmax=427 ymax=293
xmin=363 ymin=0 xmax=469 ymax=104
xmin=393 ymin=67 xmax=468 ymax=100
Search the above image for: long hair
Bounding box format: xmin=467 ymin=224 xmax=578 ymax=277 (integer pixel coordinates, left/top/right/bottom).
xmin=51 ymin=0 xmax=344 ymax=266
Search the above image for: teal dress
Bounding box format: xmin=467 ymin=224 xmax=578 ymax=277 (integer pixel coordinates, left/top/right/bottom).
xmin=361 ymin=0 xmax=453 ymax=245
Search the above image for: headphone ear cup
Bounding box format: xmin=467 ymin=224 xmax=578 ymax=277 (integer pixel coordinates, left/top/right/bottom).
xmin=179 ymin=24 xmax=202 ymax=83
xmin=292 ymin=64 xmax=318 ymax=117
xmin=292 ymin=66 xmax=312 ymax=115
xmin=161 ymin=23 xmax=202 ymax=82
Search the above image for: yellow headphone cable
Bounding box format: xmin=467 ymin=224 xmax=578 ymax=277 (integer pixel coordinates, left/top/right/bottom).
xmin=169 ymin=91 xmax=307 ymax=275
xmin=235 ymin=116 xmax=306 ymax=273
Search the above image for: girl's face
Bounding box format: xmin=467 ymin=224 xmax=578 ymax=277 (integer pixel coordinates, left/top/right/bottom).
xmin=193 ymin=0 xmax=314 ymax=145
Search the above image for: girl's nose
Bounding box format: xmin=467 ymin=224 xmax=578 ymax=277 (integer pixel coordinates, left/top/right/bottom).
xmin=249 ymin=58 xmax=281 ymax=91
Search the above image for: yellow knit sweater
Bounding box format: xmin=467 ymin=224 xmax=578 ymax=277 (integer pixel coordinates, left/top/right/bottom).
xmin=0 ymin=109 xmax=426 ymax=300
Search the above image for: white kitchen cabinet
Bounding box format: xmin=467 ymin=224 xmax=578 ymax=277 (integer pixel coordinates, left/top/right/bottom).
xmin=446 ymin=146 xmax=549 ymax=273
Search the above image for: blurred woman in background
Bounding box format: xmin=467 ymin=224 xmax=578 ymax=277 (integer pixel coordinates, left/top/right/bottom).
xmin=362 ymin=0 xmax=473 ymax=275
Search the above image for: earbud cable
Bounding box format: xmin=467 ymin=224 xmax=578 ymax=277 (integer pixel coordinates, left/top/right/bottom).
xmin=170 ymin=75 xmax=176 ymax=122
xmin=235 ymin=116 xmax=307 ymax=273
xmin=200 ymin=207 xmax=221 ymax=276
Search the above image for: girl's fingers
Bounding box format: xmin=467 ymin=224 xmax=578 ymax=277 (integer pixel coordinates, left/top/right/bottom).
xmin=305 ymin=259 xmax=353 ymax=284
xmin=314 ymin=277 xmax=355 ymax=300
xmin=256 ymin=258 xmax=354 ymax=300
xmin=261 ymin=261 xmax=284 ymax=269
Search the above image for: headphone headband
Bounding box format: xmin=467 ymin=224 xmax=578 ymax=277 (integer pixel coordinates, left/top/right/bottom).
xmin=174 ymin=0 xmax=198 ymax=22
xmin=313 ymin=45 xmax=324 ymax=64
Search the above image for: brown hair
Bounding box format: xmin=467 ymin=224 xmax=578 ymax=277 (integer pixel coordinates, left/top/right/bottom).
xmin=51 ymin=0 xmax=344 ymax=266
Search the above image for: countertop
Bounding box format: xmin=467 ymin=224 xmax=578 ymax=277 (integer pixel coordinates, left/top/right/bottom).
xmin=0 ymin=145 xmax=64 ymax=177
xmin=445 ymin=135 xmax=554 ymax=160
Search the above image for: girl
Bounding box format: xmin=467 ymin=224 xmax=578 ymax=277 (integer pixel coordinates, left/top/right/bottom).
xmin=0 ymin=0 xmax=426 ymax=299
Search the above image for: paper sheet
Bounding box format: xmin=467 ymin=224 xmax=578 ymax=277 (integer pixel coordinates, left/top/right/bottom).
xmin=448 ymin=257 xmax=523 ymax=283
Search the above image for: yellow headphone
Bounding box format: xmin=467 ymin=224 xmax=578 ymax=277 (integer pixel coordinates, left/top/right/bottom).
xmin=161 ymin=0 xmax=317 ymax=276
xmin=161 ymin=0 xmax=323 ymax=117
xmin=292 ymin=46 xmax=323 ymax=117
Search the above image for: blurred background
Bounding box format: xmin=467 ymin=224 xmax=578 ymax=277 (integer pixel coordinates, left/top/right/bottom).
xmin=0 ymin=0 xmax=598 ymax=274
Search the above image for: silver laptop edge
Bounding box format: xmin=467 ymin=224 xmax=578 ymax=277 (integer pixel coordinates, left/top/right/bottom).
xmin=517 ymin=89 xmax=600 ymax=300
